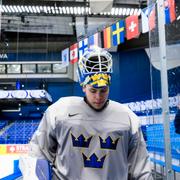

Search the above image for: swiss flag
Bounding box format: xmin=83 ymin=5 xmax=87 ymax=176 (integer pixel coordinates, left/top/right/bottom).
xmin=70 ymin=43 xmax=78 ymax=64
xmin=125 ymin=15 xmax=139 ymax=40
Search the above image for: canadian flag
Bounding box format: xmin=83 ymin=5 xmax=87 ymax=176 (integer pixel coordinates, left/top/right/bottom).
xmin=125 ymin=15 xmax=139 ymax=40
xmin=70 ymin=43 xmax=78 ymax=64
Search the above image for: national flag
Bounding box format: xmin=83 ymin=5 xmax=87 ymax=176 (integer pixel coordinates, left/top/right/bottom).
xmin=112 ymin=20 xmax=125 ymax=46
xmin=78 ymin=38 xmax=88 ymax=58
xmin=103 ymin=27 xmax=112 ymax=49
xmin=61 ymin=48 xmax=69 ymax=67
xmin=149 ymin=5 xmax=156 ymax=31
xmin=88 ymin=33 xmax=99 ymax=48
xmin=164 ymin=0 xmax=176 ymax=24
xmin=70 ymin=43 xmax=78 ymax=64
xmin=125 ymin=15 xmax=139 ymax=40
xmin=141 ymin=4 xmax=156 ymax=33
xmin=0 ymin=8 xmax=1 ymax=36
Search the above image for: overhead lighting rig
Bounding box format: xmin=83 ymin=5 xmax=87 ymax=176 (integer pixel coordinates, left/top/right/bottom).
xmin=1 ymin=5 xmax=141 ymax=17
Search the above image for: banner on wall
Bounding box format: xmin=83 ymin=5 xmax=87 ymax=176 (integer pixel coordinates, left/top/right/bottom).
xmin=0 ymin=145 xmax=29 ymax=155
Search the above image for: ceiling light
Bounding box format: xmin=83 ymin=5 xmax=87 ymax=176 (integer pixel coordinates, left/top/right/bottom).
xmin=118 ymin=8 xmax=122 ymax=16
xmin=58 ymin=7 xmax=62 ymax=14
xmin=47 ymin=6 xmax=51 ymax=14
xmin=9 ymin=6 xmax=16 ymax=13
xmin=44 ymin=6 xmax=48 ymax=13
xmin=2 ymin=6 xmax=8 ymax=13
xmin=1 ymin=4 xmax=141 ymax=17
xmin=177 ymin=15 xmax=180 ymax=21
xmin=35 ymin=6 xmax=40 ymax=13
xmin=107 ymin=12 xmax=110 ymax=16
xmin=88 ymin=8 xmax=92 ymax=15
xmin=5 ymin=6 xmax=12 ymax=13
xmin=74 ymin=7 xmax=77 ymax=15
xmin=126 ymin=8 xmax=130 ymax=16
xmin=39 ymin=6 xmax=43 ymax=12
xmin=55 ymin=8 xmax=59 ymax=14
xmin=66 ymin=7 xmax=70 ymax=14
xmin=77 ymin=7 xmax=81 ymax=15
xmin=81 ymin=7 xmax=84 ymax=14
xmin=137 ymin=9 xmax=141 ymax=16
xmin=21 ymin=5 xmax=25 ymax=12
xmin=32 ymin=6 xmax=37 ymax=13
xmin=122 ymin=8 xmax=126 ymax=16
xmin=129 ymin=8 xmax=134 ymax=15
xmin=9 ymin=6 xmax=15 ymax=13
xmin=24 ymin=6 xmax=30 ymax=13
xmin=17 ymin=6 xmax=22 ymax=13
xmin=133 ymin=8 xmax=138 ymax=15
xmin=62 ymin=7 xmax=66 ymax=14
xmin=51 ymin=7 xmax=55 ymax=14
xmin=115 ymin=8 xmax=119 ymax=16
xmin=28 ymin=6 xmax=33 ymax=13
xmin=111 ymin=8 xmax=115 ymax=16
xmin=85 ymin=7 xmax=89 ymax=14
xmin=70 ymin=7 xmax=73 ymax=14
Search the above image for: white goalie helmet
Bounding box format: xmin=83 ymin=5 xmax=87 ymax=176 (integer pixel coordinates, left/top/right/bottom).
xmin=77 ymin=46 xmax=113 ymax=88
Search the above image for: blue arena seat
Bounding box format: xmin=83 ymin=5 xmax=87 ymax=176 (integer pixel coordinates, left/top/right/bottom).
xmin=0 ymin=120 xmax=40 ymax=144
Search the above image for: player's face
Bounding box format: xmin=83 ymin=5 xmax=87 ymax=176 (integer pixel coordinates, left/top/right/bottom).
xmin=83 ymin=84 xmax=109 ymax=110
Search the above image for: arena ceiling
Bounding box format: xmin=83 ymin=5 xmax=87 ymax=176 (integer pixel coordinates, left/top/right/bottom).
xmin=0 ymin=0 xmax=148 ymax=53
xmin=0 ymin=0 xmax=180 ymax=53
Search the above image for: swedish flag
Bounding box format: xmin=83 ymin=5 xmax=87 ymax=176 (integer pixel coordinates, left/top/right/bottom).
xmin=112 ymin=20 xmax=125 ymax=46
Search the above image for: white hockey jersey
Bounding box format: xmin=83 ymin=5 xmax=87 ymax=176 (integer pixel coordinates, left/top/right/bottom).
xmin=28 ymin=96 xmax=153 ymax=180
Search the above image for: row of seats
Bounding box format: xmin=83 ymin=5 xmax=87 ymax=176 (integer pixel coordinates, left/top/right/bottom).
xmin=125 ymin=95 xmax=179 ymax=112
xmin=145 ymin=122 xmax=180 ymax=159
xmin=0 ymin=120 xmax=8 ymax=131
xmin=0 ymin=120 xmax=40 ymax=144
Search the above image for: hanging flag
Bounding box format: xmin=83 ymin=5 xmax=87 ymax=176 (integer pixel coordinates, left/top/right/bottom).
xmin=103 ymin=27 xmax=112 ymax=49
xmin=164 ymin=0 xmax=176 ymax=24
xmin=141 ymin=4 xmax=156 ymax=33
xmin=61 ymin=48 xmax=69 ymax=67
xmin=149 ymin=5 xmax=156 ymax=31
xmin=0 ymin=7 xmax=1 ymax=36
xmin=125 ymin=15 xmax=139 ymax=40
xmin=88 ymin=33 xmax=99 ymax=48
xmin=78 ymin=38 xmax=88 ymax=58
xmin=112 ymin=20 xmax=125 ymax=46
xmin=70 ymin=43 xmax=78 ymax=64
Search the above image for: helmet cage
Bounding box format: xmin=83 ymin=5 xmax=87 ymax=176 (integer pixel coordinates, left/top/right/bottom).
xmin=77 ymin=47 xmax=113 ymax=87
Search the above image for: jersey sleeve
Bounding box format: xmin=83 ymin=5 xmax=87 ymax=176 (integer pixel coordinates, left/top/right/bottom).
xmin=28 ymin=108 xmax=58 ymax=163
xmin=127 ymin=110 xmax=153 ymax=179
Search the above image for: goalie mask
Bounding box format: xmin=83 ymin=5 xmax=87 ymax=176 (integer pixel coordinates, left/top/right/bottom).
xmin=77 ymin=46 xmax=113 ymax=88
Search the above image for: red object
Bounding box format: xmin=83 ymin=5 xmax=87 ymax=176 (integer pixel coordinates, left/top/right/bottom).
xmin=148 ymin=6 xmax=156 ymax=31
xmin=70 ymin=43 xmax=78 ymax=64
xmin=125 ymin=15 xmax=139 ymax=40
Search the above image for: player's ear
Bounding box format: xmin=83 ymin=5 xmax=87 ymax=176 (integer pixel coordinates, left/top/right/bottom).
xmin=82 ymin=85 xmax=86 ymax=93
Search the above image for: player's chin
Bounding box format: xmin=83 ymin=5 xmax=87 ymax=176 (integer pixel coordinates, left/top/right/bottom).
xmin=93 ymin=103 xmax=104 ymax=110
